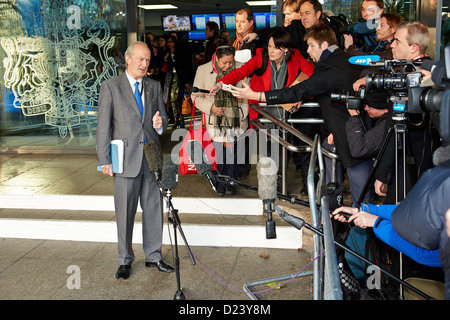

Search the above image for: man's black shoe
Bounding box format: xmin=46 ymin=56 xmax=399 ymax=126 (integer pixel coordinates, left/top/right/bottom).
xmin=115 ymin=265 xmax=131 ymax=279
xmin=145 ymin=260 xmax=175 ymax=273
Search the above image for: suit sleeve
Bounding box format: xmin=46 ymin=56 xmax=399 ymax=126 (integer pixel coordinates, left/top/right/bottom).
xmin=96 ymin=81 xmax=113 ymax=166
xmin=219 ymin=53 xmax=262 ymax=85
xmin=265 ymin=63 xmax=333 ymax=104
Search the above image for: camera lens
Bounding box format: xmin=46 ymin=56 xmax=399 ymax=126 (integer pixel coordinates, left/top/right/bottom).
xmin=330 ymin=90 xmax=349 ymax=103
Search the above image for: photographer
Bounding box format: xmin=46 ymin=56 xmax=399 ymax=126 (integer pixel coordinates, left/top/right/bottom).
xmin=343 ymin=0 xmax=383 ymax=53
xmin=346 ymin=90 xmax=389 ymax=159
xmin=372 ymin=21 xmax=438 ymax=203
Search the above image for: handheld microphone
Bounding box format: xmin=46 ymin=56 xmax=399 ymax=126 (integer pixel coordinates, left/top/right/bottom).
xmin=161 ymin=154 xmax=179 ymax=191
xmin=348 ymin=55 xmax=381 ymax=66
xmin=144 ymin=141 xmax=163 ymax=184
xmin=186 ymin=140 xmax=220 ymax=195
xmin=257 ymin=157 xmax=278 ymax=239
xmin=191 ymin=87 xmax=210 ymax=94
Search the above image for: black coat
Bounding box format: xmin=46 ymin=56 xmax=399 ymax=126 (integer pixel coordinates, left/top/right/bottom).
xmin=391 ymin=159 xmax=450 ymax=299
xmin=265 ymin=47 xmax=365 ymax=169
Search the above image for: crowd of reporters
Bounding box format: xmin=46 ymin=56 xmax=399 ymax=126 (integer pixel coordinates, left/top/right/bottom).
xmin=144 ymin=0 xmax=449 ymax=299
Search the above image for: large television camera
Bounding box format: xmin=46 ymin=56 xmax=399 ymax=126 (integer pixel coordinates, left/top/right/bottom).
xmin=364 ymin=44 xmax=450 ymax=139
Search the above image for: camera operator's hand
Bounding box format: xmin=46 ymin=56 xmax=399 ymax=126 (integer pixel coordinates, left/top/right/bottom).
xmin=419 ymin=69 xmax=434 ymax=86
xmin=353 ymin=77 xmax=366 ymax=91
xmin=343 ymin=34 xmax=354 ymax=50
xmin=374 ymin=179 xmax=387 ymax=197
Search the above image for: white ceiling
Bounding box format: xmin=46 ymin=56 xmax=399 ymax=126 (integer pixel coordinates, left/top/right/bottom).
xmin=139 ymin=0 xmax=276 ymax=15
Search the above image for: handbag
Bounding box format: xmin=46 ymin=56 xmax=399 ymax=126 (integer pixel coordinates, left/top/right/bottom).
xmin=181 ymin=88 xmax=192 ymax=115
xmin=179 ymin=97 xmax=217 ymax=175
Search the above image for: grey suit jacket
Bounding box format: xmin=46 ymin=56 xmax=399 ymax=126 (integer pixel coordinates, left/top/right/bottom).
xmin=96 ymin=73 xmax=169 ymax=178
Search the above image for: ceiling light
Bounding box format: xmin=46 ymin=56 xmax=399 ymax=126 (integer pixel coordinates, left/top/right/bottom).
xmin=246 ymin=1 xmax=276 ymax=6
xmin=138 ymin=4 xmax=178 ymax=10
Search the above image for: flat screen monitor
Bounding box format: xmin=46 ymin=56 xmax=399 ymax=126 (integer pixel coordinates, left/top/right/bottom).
xmin=221 ymin=13 xmax=236 ymax=29
xmin=191 ymin=14 xmax=221 ymax=30
xmin=162 ymin=15 xmax=192 ymax=31
xmin=188 ymin=30 xmax=207 ymax=40
xmin=253 ymin=12 xmax=276 ymax=29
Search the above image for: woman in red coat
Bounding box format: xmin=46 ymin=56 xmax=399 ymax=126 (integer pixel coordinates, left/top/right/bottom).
xmin=210 ymin=27 xmax=314 ymax=122
xmin=209 ymin=27 xmax=315 ymax=186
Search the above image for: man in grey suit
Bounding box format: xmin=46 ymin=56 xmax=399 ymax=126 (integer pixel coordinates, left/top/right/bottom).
xmin=97 ymin=41 xmax=174 ymax=279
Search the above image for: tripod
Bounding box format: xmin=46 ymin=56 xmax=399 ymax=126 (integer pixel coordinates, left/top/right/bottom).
xmin=163 ymin=189 xmax=196 ymax=300
xmin=355 ymin=93 xmax=418 ymax=299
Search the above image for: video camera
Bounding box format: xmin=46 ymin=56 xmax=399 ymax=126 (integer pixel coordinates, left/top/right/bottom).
xmin=339 ymin=19 xmax=378 ymax=52
xmin=331 ymin=87 xmax=366 ymax=110
xmin=365 ymin=59 xmax=423 ymax=92
xmin=364 ymin=44 xmax=450 ymax=139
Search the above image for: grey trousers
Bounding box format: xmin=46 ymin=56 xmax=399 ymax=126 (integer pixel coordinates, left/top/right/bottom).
xmin=113 ymin=155 xmax=163 ymax=266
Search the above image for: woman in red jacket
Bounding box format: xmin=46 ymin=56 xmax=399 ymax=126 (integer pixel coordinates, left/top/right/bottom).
xmin=209 ymin=27 xmax=314 ymax=123
xmin=209 ymin=27 xmax=315 ymax=188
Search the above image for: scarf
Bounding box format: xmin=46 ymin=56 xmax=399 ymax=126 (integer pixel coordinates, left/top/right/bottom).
xmin=212 ymin=56 xmax=241 ymax=144
xmin=232 ymin=26 xmax=254 ymax=50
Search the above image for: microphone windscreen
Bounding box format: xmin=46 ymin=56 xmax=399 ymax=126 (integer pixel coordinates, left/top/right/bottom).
xmin=257 ymin=157 xmax=278 ymax=200
xmin=186 ymin=140 xmax=211 ymax=176
xmin=144 ymin=141 xmax=163 ymax=172
xmin=161 ymin=154 xmax=179 ymax=190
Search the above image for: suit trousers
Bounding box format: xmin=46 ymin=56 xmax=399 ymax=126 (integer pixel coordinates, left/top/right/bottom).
xmin=113 ymin=155 xmax=163 ymax=266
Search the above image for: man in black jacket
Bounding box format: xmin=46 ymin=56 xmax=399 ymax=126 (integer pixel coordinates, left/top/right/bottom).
xmin=228 ymin=24 xmax=370 ymax=204
xmin=345 ymin=90 xmax=389 ymax=159
xmin=372 ymin=21 xmax=437 ymax=204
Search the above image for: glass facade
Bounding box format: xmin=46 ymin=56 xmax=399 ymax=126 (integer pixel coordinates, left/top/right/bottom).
xmin=0 ymin=0 xmax=127 ymax=150
xmin=0 ymin=0 xmax=444 ymax=151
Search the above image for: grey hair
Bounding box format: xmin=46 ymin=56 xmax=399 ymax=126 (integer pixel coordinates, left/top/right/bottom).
xmin=124 ymin=41 xmax=148 ymax=58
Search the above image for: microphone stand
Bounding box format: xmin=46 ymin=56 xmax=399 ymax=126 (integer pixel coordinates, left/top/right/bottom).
xmin=273 ymin=204 xmax=435 ymax=300
xmin=163 ymin=188 xmax=196 ymax=300
xmin=216 ymin=174 xmax=311 ymax=208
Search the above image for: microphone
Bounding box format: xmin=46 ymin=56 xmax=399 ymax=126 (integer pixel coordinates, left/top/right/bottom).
xmin=161 ymin=154 xmax=179 ymax=191
xmin=186 ymin=140 xmax=220 ymax=195
xmin=257 ymin=157 xmax=278 ymax=239
xmin=144 ymin=141 xmax=163 ymax=184
xmin=191 ymin=87 xmax=210 ymax=94
xmin=348 ymin=55 xmax=381 ymax=66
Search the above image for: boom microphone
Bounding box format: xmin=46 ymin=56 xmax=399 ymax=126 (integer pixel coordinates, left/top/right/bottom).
xmin=161 ymin=154 xmax=179 ymax=191
xmin=144 ymin=141 xmax=163 ymax=183
xmin=191 ymin=87 xmax=210 ymax=94
xmin=257 ymin=157 xmax=278 ymax=239
xmin=186 ymin=140 xmax=218 ymax=194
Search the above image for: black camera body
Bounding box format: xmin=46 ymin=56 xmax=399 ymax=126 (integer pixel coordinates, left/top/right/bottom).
xmin=365 ymin=59 xmax=423 ymax=92
xmin=364 ymin=46 xmax=450 ymax=140
xmin=331 ymin=87 xmax=366 ymax=110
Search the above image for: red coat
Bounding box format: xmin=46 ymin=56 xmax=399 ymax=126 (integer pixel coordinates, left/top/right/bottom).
xmin=219 ymin=47 xmax=314 ymax=121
